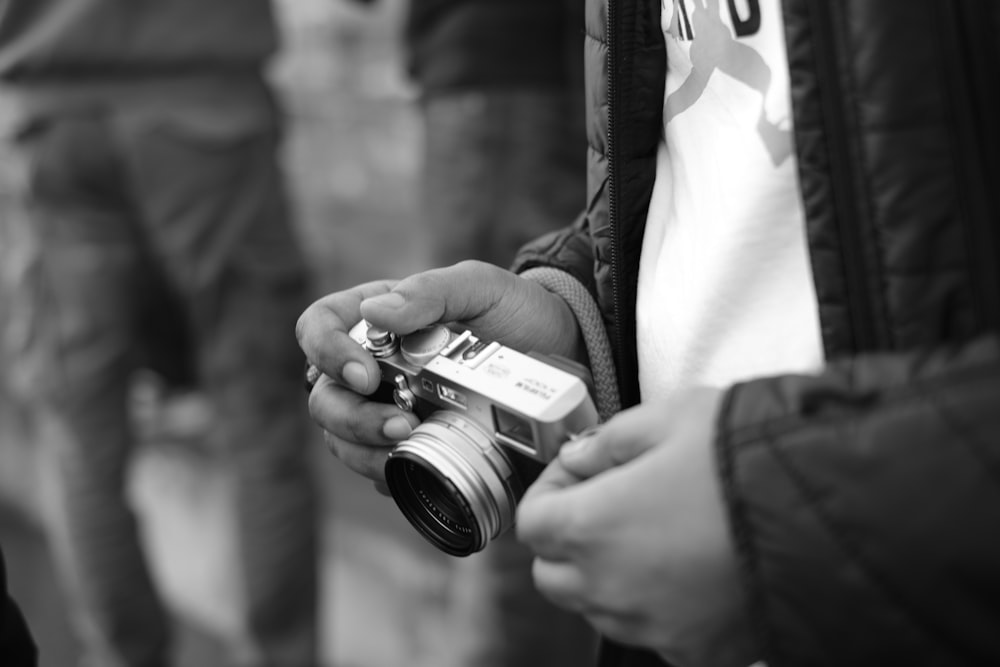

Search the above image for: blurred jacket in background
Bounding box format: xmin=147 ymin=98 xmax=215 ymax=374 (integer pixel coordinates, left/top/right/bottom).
xmin=0 ymin=1 xmax=320 ymax=666
xmin=404 ymin=0 xmax=590 ymax=269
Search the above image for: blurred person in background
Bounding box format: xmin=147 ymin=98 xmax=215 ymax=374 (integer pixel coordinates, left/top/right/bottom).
xmin=0 ymin=1 xmax=319 ymax=666
xmin=404 ymin=0 xmax=590 ymax=269
xmin=389 ymin=0 xmax=599 ymax=665
xmin=348 ymin=0 xmax=596 ymax=663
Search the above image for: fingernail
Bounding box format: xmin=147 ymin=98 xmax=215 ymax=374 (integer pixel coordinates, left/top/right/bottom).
xmin=559 ymin=435 xmax=592 ymax=459
xmin=304 ymin=363 xmax=322 ymax=392
xmin=342 ymin=361 xmax=370 ymax=392
xmin=363 ymin=292 xmax=405 ymax=310
xmin=383 ymin=416 xmax=413 ymax=440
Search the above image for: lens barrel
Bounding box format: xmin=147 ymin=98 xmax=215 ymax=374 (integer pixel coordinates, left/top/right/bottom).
xmin=384 ymin=411 xmax=523 ymax=556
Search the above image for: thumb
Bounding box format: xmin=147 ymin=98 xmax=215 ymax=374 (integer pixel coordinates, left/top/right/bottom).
xmin=359 ymin=261 xmax=506 ymax=334
xmin=556 ymin=429 xmax=628 ymax=480
xmin=556 ymin=409 xmax=659 ymax=479
xmin=557 ymin=387 xmax=725 ymax=479
xmin=359 ymin=261 xmax=578 ymax=358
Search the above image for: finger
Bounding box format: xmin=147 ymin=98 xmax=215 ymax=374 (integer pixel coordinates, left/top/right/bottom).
xmin=557 ymin=406 xmax=670 ymax=479
xmin=533 ymin=560 xmax=651 ymax=648
xmin=359 ymin=261 xmax=580 ymax=358
xmin=578 ymin=610 xmax=653 ymax=655
xmin=360 ymin=261 xmax=513 ymax=334
xmin=534 ymin=560 xmax=650 ymax=631
xmin=531 ymin=558 xmax=590 ymax=614
xmin=308 ymin=373 xmax=420 ymax=445
xmin=296 ymin=279 xmax=396 ymax=394
xmin=525 ymin=456 xmax=586 ymax=498
xmin=322 ymin=430 xmax=391 ymax=482
xmin=516 ymin=463 xmax=589 ymax=560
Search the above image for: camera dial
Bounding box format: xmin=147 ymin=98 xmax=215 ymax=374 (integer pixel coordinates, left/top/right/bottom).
xmin=399 ymin=325 xmax=452 ymax=365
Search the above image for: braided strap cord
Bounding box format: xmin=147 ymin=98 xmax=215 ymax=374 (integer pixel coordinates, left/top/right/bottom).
xmin=521 ymin=267 xmax=622 ymax=422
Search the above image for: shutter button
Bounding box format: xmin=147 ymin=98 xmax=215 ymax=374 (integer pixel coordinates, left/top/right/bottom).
xmin=364 ymin=325 xmax=398 ymax=358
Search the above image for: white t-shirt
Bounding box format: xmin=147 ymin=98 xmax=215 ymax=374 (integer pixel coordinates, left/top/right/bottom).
xmin=636 ymin=0 xmax=825 ymax=403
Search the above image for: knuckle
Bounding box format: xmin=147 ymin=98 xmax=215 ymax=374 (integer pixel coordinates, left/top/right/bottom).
xmin=339 ymin=404 xmax=372 ymax=442
xmin=343 ymin=401 xmax=392 ymax=446
xmin=608 ymin=437 xmax=633 ymax=463
xmin=295 ymin=300 xmax=327 ymax=348
xmin=306 ymin=375 xmax=331 ymax=423
xmin=294 ymin=309 xmax=310 ymax=347
xmin=322 ymin=429 xmax=357 ymax=461
xmin=514 ymin=513 xmax=542 ymax=545
xmin=306 ymin=382 xmax=325 ymax=420
xmin=558 ymin=512 xmax=591 ymax=554
xmin=400 ymin=271 xmax=443 ymax=299
xmin=322 ymin=431 xmax=387 ymax=481
xmin=451 ymin=259 xmax=486 ymax=274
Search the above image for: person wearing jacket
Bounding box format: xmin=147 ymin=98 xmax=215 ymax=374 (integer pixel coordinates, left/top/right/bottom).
xmin=0 ymin=1 xmax=319 ymax=665
xmin=297 ymin=0 xmax=1000 ymax=666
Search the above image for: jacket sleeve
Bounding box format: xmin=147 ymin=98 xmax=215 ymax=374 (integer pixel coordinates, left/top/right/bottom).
xmin=716 ymin=334 xmax=1000 ymax=667
xmin=510 ymin=210 xmax=599 ymax=296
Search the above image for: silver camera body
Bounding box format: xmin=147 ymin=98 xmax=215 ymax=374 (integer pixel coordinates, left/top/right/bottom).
xmin=349 ymin=320 xmax=598 ymax=556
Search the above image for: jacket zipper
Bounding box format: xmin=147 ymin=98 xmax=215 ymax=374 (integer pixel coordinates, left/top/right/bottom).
xmin=607 ymin=0 xmax=633 ymax=407
xmin=808 ymin=0 xmax=883 ymax=352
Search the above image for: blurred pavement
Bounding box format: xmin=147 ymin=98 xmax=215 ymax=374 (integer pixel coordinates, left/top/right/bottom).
xmin=0 ymin=1 xmax=466 ymax=665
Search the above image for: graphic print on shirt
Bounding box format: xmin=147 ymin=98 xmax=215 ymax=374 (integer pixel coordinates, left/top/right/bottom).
xmin=636 ymin=0 xmax=824 ymax=404
xmin=661 ymin=0 xmax=791 ymax=165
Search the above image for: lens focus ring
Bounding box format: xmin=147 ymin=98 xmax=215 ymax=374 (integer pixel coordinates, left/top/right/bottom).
xmin=384 ymin=411 xmax=522 ymax=556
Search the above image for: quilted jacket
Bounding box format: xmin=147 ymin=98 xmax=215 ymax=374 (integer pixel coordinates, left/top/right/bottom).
xmin=513 ymin=1 xmax=1000 ymax=666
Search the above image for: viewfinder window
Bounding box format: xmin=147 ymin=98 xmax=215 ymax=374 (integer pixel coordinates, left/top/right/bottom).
xmin=493 ymin=406 xmax=535 ymax=451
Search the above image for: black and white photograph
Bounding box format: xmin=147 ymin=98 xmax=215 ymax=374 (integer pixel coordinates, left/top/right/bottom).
xmin=1 ymin=1 xmax=998 ymax=666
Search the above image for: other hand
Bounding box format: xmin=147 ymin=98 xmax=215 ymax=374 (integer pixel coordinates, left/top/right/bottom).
xmin=515 ymin=387 xmax=760 ymax=667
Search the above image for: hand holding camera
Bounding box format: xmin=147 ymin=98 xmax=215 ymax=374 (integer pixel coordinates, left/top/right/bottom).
xmin=296 ymin=261 xmax=589 ymax=550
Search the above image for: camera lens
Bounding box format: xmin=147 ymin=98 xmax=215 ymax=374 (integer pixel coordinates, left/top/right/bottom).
xmin=390 ymin=461 xmax=477 ymax=553
xmin=385 ymin=411 xmax=523 ymax=557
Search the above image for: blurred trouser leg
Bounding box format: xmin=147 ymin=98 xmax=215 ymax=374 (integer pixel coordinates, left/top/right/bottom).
xmin=420 ymin=88 xmax=596 ymax=666
xmin=117 ymin=116 xmax=320 ymax=666
xmin=421 ymin=88 xmax=587 ymax=269
xmin=4 ymin=116 xmax=171 ymax=667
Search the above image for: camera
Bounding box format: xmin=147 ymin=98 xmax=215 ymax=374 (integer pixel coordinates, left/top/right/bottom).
xmin=348 ymin=320 xmax=599 ymax=556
